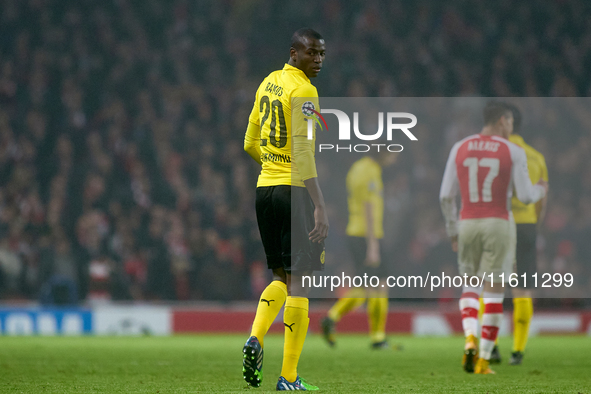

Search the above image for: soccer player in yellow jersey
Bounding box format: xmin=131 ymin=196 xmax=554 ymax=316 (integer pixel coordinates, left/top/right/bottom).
xmin=242 ymin=28 xmax=328 ymax=391
xmin=507 ymin=104 xmax=548 ymax=365
xmin=483 ymin=104 xmax=549 ymax=366
xmin=321 ymin=153 xmax=396 ymax=349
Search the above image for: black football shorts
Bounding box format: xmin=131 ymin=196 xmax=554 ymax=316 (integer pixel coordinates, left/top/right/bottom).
xmin=255 ymin=185 xmax=325 ymax=273
xmin=514 ymin=223 xmax=537 ymax=288
xmin=348 ymin=236 xmax=388 ymax=278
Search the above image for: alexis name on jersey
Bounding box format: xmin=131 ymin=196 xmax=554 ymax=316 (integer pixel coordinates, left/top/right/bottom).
xmin=468 ymin=140 xmax=500 ymax=152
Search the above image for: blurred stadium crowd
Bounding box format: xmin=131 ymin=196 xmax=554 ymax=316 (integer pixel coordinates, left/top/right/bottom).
xmin=0 ymin=0 xmax=590 ymax=303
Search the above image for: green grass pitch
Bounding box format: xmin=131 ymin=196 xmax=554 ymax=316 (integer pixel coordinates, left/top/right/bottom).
xmin=1 ymin=334 xmax=590 ymax=393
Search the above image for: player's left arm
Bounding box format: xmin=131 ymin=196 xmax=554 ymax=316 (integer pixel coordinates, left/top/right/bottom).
xmin=304 ymin=177 xmax=329 ymax=243
xmin=291 ymin=84 xmax=319 ymax=183
xmin=292 ymin=85 xmax=328 ymax=242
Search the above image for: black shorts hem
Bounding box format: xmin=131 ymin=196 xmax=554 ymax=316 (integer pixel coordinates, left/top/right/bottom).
xmin=289 ymin=247 xmax=325 ymax=273
xmin=265 ymin=255 xmax=284 ymax=271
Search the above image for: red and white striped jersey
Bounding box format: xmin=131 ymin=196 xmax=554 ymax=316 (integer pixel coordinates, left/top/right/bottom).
xmin=439 ymin=134 xmax=545 ymax=237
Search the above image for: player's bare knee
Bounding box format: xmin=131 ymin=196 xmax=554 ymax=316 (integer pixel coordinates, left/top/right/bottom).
xmin=512 ymin=288 xmax=530 ymax=298
xmin=483 ymin=281 xmax=504 ymax=295
xmin=287 ymin=272 xmax=311 ymax=297
xmin=288 ymin=287 xmax=309 ymax=297
xmin=272 ymin=268 xmax=287 ymax=284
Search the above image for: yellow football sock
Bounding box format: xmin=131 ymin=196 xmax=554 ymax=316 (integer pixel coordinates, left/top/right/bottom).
xmin=513 ymin=297 xmax=533 ymax=352
xmin=479 ymin=297 xmax=499 ymax=345
xmin=281 ymin=297 xmax=309 ymax=382
xmin=327 ymin=288 xmax=366 ymax=322
xmin=368 ymin=297 xmax=388 ymax=343
xmin=250 ymin=280 xmax=287 ymax=348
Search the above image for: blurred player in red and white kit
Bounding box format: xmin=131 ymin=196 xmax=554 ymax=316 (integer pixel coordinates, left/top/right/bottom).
xmin=439 ymin=101 xmax=548 ymax=375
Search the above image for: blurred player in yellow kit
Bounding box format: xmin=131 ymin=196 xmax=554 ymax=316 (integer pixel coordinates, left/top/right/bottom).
xmin=484 ymin=104 xmax=548 ymax=366
xmin=321 ymin=152 xmax=396 ymax=349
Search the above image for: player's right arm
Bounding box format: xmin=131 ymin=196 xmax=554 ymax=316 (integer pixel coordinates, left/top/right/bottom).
xmin=511 ymin=146 xmax=547 ymax=205
xmin=304 ymin=178 xmax=329 ymax=243
xmin=535 ymin=153 xmax=549 ymax=224
xmin=244 ymin=123 xmax=262 ymax=165
xmin=244 ymin=88 xmax=262 ymax=165
xmin=440 ymin=142 xmax=461 ymax=250
xmin=362 ymin=168 xmax=380 ymax=267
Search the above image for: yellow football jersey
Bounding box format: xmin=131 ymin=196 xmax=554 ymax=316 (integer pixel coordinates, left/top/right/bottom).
xmin=346 ymin=157 xmax=384 ymax=238
xmin=509 ymin=134 xmax=548 ymax=224
xmin=248 ymin=63 xmax=318 ymax=187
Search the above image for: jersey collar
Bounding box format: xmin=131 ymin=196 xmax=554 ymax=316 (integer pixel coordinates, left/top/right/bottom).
xmin=283 ymin=63 xmax=310 ymax=83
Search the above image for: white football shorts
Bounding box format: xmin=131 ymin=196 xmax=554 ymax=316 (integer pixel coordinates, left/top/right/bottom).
xmin=457 ymin=215 xmax=516 ymax=284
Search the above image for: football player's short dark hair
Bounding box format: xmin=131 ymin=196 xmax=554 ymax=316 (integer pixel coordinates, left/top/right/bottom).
xmin=291 ymin=28 xmax=324 ymax=51
xmin=483 ymin=100 xmax=513 ymax=125
xmin=507 ymin=103 xmax=522 ymax=133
